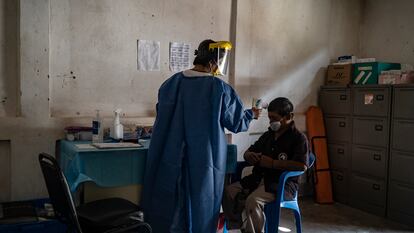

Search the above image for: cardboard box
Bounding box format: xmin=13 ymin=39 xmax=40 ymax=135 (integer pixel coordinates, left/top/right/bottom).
xmin=378 ymin=70 xmax=401 ymax=84
xmin=326 ymin=64 xmax=352 ymax=85
xmin=353 ymin=62 xmax=401 ymax=85
xmin=396 ymin=71 xmax=414 ymax=84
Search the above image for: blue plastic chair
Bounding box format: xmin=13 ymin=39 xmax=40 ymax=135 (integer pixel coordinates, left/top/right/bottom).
xmin=223 ymin=152 xmax=315 ymax=233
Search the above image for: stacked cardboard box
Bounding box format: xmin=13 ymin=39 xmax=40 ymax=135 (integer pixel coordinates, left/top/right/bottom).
xmin=353 ymin=62 xmax=401 ymax=85
xmin=326 ymin=64 xmax=353 ymax=85
xmin=325 ymin=56 xmax=403 ymax=85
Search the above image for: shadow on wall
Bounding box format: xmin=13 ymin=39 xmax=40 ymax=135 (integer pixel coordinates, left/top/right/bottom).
xmin=0 ymin=0 xmax=18 ymax=117
xmin=7 ymin=125 xmax=66 ymax=201
xmin=294 ymin=66 xmax=327 ymax=113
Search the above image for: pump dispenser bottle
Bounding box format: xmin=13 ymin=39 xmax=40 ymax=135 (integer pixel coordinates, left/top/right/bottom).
xmin=113 ymin=109 xmax=124 ymax=140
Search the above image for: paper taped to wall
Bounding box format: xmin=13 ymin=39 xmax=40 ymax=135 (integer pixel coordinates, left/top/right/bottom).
xmin=137 ymin=40 xmax=160 ymax=71
xmin=169 ymin=42 xmax=190 ymax=72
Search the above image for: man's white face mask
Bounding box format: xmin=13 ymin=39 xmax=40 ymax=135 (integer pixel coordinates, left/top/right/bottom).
xmin=270 ymin=121 xmax=281 ymax=132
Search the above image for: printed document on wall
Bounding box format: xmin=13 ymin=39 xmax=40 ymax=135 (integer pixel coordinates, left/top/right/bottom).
xmin=137 ymin=40 xmax=160 ymax=71
xmin=169 ymin=42 xmax=190 ymax=72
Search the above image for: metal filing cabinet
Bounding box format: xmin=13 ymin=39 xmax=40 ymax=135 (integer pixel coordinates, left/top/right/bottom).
xmin=349 ymin=173 xmax=387 ymax=215
xmin=353 ymin=86 xmax=390 ymax=117
xmin=325 ymin=116 xmax=352 ymax=143
xmin=349 ymin=85 xmax=391 ymax=217
xmin=388 ymin=85 xmax=414 ymax=227
xmin=351 ymin=145 xmax=388 ymax=178
xmin=319 ymin=86 xmax=352 ymax=204
xmin=319 ymin=88 xmax=352 ymax=115
xmin=331 ymin=170 xmax=348 ymax=204
xmin=321 ymin=84 xmax=414 ymax=225
xmin=352 ymin=117 xmax=389 ymax=147
xmin=391 ymin=120 xmax=414 ymax=152
xmin=328 ymin=143 xmax=350 ymax=170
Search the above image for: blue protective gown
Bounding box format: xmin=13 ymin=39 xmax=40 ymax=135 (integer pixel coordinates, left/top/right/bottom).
xmin=142 ymin=71 xmax=253 ymax=233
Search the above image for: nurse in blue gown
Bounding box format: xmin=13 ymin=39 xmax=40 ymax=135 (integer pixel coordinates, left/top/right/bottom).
xmin=142 ymin=39 xmax=260 ymax=233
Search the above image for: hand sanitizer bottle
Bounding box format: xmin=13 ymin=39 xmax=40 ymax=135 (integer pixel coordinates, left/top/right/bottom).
xmin=92 ymin=110 xmax=103 ymax=143
xmin=113 ymin=109 xmax=124 ymax=140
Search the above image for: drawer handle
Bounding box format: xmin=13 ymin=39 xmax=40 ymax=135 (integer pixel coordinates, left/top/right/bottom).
xmin=336 ymin=175 xmax=344 ymax=181
xmin=376 ymin=95 xmax=384 ymax=101
xmin=373 ymin=154 xmax=381 ymax=161
xmin=339 ymin=122 xmax=346 ymax=127
xmin=375 ymin=125 xmax=383 ymax=131
xmin=372 ymin=184 xmax=380 ymax=190
xmin=340 ymin=95 xmax=347 ymax=100
xmin=337 ymin=148 xmax=345 ymax=154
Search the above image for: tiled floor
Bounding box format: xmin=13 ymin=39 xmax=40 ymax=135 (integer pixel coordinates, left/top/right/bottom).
xmin=227 ymin=197 xmax=413 ymax=233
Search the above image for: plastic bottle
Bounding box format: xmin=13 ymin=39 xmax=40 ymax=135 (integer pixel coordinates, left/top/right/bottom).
xmin=92 ymin=110 xmax=103 ymax=143
xmin=113 ymin=109 xmax=124 ymax=140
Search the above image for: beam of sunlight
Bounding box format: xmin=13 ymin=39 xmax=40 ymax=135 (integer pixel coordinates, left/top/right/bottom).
xmin=232 ymin=49 xmax=329 ymax=160
xmin=260 ymin=48 xmax=329 ymax=113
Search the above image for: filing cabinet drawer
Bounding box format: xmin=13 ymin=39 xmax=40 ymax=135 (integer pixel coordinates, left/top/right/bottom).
xmin=319 ymin=88 xmax=351 ymax=115
xmin=388 ymin=181 xmax=414 ymax=227
xmin=393 ymin=87 xmax=414 ymax=119
xmin=389 ymin=150 xmax=414 ymax=185
xmin=353 ymin=86 xmax=390 ymax=117
xmin=353 ymin=117 xmax=389 ymax=147
xmin=350 ymin=173 xmax=386 ymax=216
xmin=325 ymin=116 xmax=352 ymax=143
xmin=351 ymin=145 xmax=387 ymax=178
xmin=331 ymin=170 xmax=348 ymax=204
xmin=392 ymin=120 xmax=414 ymax=152
xmin=328 ymin=143 xmax=349 ymax=170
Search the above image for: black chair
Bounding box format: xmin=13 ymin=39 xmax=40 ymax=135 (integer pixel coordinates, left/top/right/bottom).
xmin=38 ymin=153 xmax=152 ymax=233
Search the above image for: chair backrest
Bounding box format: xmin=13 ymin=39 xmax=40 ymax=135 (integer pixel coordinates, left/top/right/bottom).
xmin=308 ymin=152 xmax=316 ymax=169
xmin=38 ymin=153 xmax=83 ymax=233
xmin=276 ymin=151 xmax=316 ymax=202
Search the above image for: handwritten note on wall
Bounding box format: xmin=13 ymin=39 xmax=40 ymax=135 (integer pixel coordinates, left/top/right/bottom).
xmin=169 ymin=42 xmax=191 ymax=72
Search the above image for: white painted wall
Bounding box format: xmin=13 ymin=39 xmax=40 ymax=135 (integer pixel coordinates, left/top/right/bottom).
xmin=0 ymin=0 xmax=233 ymax=201
xmin=9 ymin=0 xmax=414 ymax=201
xmin=360 ymin=0 xmax=414 ymax=65
xmin=49 ymin=0 xmax=231 ymax=118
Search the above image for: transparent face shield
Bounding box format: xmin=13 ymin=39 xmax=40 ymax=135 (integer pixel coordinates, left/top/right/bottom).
xmin=214 ymin=49 xmax=230 ymax=76
xmin=209 ymin=41 xmax=232 ymax=76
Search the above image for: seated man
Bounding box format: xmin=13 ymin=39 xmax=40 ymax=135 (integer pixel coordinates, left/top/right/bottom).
xmin=222 ymin=97 xmax=309 ymax=233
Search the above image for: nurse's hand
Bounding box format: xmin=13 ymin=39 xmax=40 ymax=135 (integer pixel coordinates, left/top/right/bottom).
xmin=244 ymin=151 xmax=262 ymax=165
xmin=252 ymin=107 xmax=261 ymax=119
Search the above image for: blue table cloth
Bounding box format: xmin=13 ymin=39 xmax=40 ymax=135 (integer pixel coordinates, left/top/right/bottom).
xmin=59 ymin=140 xmax=237 ymax=192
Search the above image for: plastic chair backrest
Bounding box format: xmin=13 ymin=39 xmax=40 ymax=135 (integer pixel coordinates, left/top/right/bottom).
xmin=308 ymin=152 xmax=316 ymax=169
xmin=278 ymin=152 xmax=315 ymax=202
xmin=38 ymin=153 xmax=83 ymax=233
xmin=264 ymin=152 xmax=315 ymax=233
